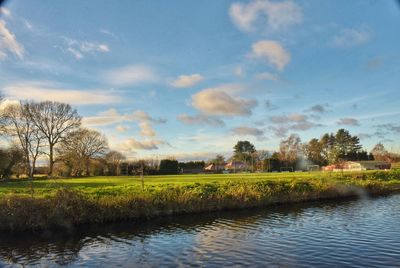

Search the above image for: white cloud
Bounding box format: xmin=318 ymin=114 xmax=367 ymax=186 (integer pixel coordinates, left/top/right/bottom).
xmin=2 ymin=82 xmax=121 ymax=105
xmin=98 ymin=44 xmax=110 ymax=52
xmin=0 ymin=19 xmax=24 ymax=60
xmin=177 ymin=114 xmax=225 ymax=127
xmin=131 ymin=110 xmax=166 ymax=124
xmin=232 ymin=126 xmax=264 ymax=136
xmin=83 ymin=109 xmax=166 ymax=128
xmin=63 ymin=37 xmax=110 ymax=59
xmin=104 ymin=65 xmax=157 ymax=86
xmin=0 ymin=99 xmax=20 ymax=112
xmin=229 ymin=0 xmax=303 ymax=32
xmin=139 ymin=121 xmax=156 ymax=137
xmin=99 ymin=29 xmax=115 ymax=37
xmin=0 ymin=8 xmax=11 ymax=17
xmin=332 ymin=27 xmax=371 ymax=48
xmin=118 ymin=138 xmax=165 ymax=151
xmin=116 ymin=124 xmax=128 ymax=133
xmin=170 ymin=74 xmax=203 ymax=88
xmin=191 ymin=86 xmax=257 ymax=116
xmin=254 ymin=72 xmax=279 ymax=81
xmin=250 ymin=40 xmax=290 ymax=71
xmin=67 ymin=47 xmax=83 ymax=59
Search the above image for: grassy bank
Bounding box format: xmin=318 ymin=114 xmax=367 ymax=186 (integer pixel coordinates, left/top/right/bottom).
xmin=0 ymin=171 xmax=399 ymax=231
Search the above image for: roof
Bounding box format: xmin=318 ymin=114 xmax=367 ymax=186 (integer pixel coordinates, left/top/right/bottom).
xmin=347 ymin=161 xmax=390 ymax=165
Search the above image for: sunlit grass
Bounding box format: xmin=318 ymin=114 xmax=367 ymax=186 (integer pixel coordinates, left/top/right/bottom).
xmin=0 ymin=170 xmax=397 ymax=198
xmin=0 ymin=170 xmax=399 ymax=231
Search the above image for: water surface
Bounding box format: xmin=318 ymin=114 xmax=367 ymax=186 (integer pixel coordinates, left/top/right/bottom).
xmin=1 ymin=195 xmax=400 ymax=267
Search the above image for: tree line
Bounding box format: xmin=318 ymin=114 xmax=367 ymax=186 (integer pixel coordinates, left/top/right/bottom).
xmin=1 ymin=99 xmax=398 ymax=179
xmin=226 ymin=129 xmax=399 ymax=172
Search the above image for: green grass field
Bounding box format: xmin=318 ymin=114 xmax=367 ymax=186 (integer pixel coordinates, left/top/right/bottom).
xmin=0 ymin=170 xmax=398 ymax=198
xmin=1 ymin=170 xmax=399 ymax=231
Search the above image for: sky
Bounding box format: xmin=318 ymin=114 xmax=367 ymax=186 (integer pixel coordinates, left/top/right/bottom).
xmin=0 ymin=0 xmax=399 ymax=161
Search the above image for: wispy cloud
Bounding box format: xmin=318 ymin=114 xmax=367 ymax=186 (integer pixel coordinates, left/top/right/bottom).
xmin=232 ymin=126 xmax=264 ymax=136
xmin=306 ymin=104 xmax=328 ymax=114
xmin=116 ymin=124 xmax=128 ymax=133
xmin=250 ymin=40 xmax=290 ymax=71
xmin=332 ymin=27 xmax=372 ymax=48
xmin=104 ymin=65 xmax=157 ymax=86
xmin=0 ymin=8 xmax=11 ymax=17
xmin=177 ymin=114 xmax=225 ymax=127
xmin=2 ymin=82 xmax=121 ymax=105
xmin=117 ymin=138 xmax=166 ymax=151
xmin=269 ymin=113 xmax=322 ymax=137
xmin=83 ymin=109 xmax=166 ymax=127
xmin=254 ymin=72 xmax=279 ymax=81
xmin=63 ymin=37 xmax=110 ymax=59
xmin=170 ymin=74 xmax=203 ymax=88
xmin=0 ymin=19 xmax=24 ymax=60
xmin=265 ymin=100 xmax=279 ymax=111
xmin=229 ymin=0 xmax=303 ymax=32
xmin=337 ymin=118 xmax=360 ymax=126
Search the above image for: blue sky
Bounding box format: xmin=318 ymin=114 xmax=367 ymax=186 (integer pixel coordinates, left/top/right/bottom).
xmin=1 ymin=0 xmax=399 ymax=160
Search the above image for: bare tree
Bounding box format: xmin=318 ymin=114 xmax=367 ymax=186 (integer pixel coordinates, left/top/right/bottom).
xmin=58 ymin=128 xmax=108 ymax=176
xmin=27 ymin=101 xmax=81 ymax=176
xmin=105 ymin=150 xmax=126 ymax=175
xmin=279 ymin=134 xmax=302 ymax=168
xmin=2 ymin=102 xmax=44 ymax=178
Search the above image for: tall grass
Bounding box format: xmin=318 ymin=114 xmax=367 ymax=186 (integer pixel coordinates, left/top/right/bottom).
xmin=0 ymin=170 xmax=399 ymax=231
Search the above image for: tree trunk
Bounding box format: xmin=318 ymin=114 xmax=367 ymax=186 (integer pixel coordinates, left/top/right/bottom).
xmin=30 ymin=157 xmax=36 ymax=179
xmin=86 ymin=159 xmax=90 ymax=176
xmin=48 ymin=143 xmax=54 ymax=177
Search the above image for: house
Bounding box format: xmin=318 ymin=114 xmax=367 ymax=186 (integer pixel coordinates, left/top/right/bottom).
xmin=322 ymin=161 xmax=391 ymax=171
xmin=224 ymin=161 xmax=248 ymax=172
xmin=343 ymin=161 xmax=391 ymax=171
xmin=204 ymin=163 xmax=226 ymax=173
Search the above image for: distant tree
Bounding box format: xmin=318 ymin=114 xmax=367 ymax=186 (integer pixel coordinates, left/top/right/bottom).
xmin=211 ymin=154 xmax=225 ymax=165
xmin=304 ymin=138 xmax=326 ymax=166
xmin=2 ymin=102 xmax=44 ymax=178
xmin=159 ymin=159 xmax=179 ymax=175
xmin=233 ymin=141 xmax=256 ymax=166
xmin=253 ymin=150 xmax=270 ymax=171
xmin=178 ymin=161 xmax=205 ymax=172
xmin=279 ymin=134 xmax=302 ymax=168
xmin=28 ymin=101 xmax=81 ymax=176
xmin=58 ymin=128 xmax=108 ymax=176
xmin=266 ymin=152 xmax=281 ymax=172
xmin=317 ymin=129 xmax=363 ymax=164
xmin=209 ymin=154 xmax=225 ymax=171
xmin=0 ymin=146 xmax=24 ymax=180
xmin=371 ymin=142 xmax=388 ymax=161
xmin=105 ymin=150 xmax=126 ymax=175
xmin=334 ymin=129 xmax=362 ymax=161
xmin=320 ymin=133 xmax=336 ymax=164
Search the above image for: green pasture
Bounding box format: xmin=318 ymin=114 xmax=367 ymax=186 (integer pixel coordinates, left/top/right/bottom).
xmin=0 ymin=170 xmax=396 ymax=198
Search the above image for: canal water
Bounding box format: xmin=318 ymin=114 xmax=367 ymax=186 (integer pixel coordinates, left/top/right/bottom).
xmin=1 ymin=194 xmax=400 ymax=267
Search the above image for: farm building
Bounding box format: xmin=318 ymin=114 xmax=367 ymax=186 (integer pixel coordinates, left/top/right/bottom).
xmin=344 ymin=161 xmax=391 ymax=171
xmin=322 ymin=161 xmax=391 ymax=171
xmin=204 ymin=163 xmax=226 ymax=172
xmin=224 ymin=161 xmax=248 ymax=172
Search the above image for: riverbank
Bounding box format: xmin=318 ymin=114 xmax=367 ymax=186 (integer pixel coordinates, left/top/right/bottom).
xmin=0 ymin=171 xmax=399 ymax=231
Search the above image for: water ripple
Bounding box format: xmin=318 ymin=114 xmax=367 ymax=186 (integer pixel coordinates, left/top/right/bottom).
xmin=1 ymin=195 xmax=400 ymax=267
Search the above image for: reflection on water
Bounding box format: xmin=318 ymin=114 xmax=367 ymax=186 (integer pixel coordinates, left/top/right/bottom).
xmin=1 ymin=195 xmax=400 ymax=267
